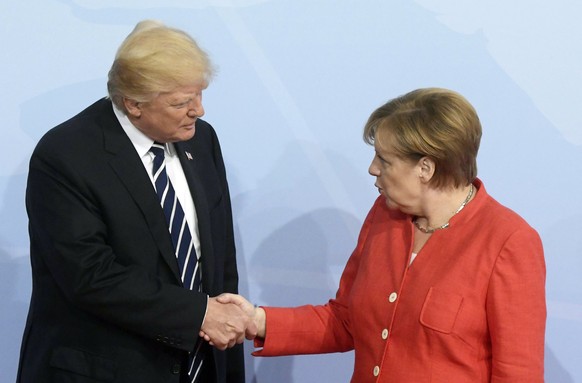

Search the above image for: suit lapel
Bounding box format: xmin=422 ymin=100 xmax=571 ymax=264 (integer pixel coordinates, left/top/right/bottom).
xmin=175 ymin=141 xmax=215 ymax=292
xmin=97 ymin=103 xmax=182 ymax=283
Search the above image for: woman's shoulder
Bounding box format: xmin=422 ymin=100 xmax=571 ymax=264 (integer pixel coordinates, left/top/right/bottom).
xmin=481 ymin=192 xmax=534 ymax=231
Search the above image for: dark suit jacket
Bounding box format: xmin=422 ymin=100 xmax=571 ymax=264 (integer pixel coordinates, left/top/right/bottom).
xmin=17 ymin=98 xmax=244 ymax=383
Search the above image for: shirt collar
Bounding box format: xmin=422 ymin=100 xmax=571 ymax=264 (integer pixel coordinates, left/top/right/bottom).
xmin=112 ymin=103 xmax=177 ymax=158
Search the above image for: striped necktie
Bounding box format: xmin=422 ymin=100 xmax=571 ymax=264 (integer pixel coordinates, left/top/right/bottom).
xmin=149 ymin=143 xmax=205 ymax=382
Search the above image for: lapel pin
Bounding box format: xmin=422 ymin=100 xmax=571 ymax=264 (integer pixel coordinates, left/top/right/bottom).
xmin=185 ymin=151 xmax=193 ymax=160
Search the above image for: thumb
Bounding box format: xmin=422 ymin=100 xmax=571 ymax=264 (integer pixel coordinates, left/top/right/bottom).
xmin=215 ymin=293 xmax=238 ymax=304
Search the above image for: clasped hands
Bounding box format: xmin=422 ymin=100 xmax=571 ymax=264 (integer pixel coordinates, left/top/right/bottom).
xmin=199 ymin=293 xmax=265 ymax=350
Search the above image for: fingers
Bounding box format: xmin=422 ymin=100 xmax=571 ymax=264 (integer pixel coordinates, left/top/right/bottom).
xmin=199 ymin=330 xmax=211 ymax=342
xmin=201 ymin=298 xmax=252 ymax=350
xmin=215 ymin=293 xmax=237 ymax=304
xmin=216 ymin=293 xmax=251 ymax=310
xmin=216 ymin=293 xmax=255 ymax=319
xmin=199 ymin=295 xmax=262 ymax=349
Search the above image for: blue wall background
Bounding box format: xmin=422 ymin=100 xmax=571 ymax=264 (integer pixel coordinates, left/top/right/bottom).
xmin=1 ymin=1 xmax=581 ymax=381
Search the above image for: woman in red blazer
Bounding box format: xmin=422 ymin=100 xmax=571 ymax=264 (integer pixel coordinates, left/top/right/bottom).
xmin=219 ymin=88 xmax=546 ymax=382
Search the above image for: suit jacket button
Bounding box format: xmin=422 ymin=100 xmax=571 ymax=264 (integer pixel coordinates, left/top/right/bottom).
xmin=172 ymin=363 xmax=181 ymax=374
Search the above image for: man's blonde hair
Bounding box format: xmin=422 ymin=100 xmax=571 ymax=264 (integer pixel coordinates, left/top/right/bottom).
xmin=107 ymin=20 xmax=215 ymax=112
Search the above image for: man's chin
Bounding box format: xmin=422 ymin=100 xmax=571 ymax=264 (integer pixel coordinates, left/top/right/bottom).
xmin=173 ymin=129 xmax=196 ymax=142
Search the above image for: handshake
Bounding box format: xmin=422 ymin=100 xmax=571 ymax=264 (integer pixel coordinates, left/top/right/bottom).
xmin=199 ymin=293 xmax=266 ymax=350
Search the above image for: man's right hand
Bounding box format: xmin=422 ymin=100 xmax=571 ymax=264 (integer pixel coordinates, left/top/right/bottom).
xmin=215 ymin=293 xmax=266 ymax=339
xmin=199 ymin=297 xmax=258 ymax=350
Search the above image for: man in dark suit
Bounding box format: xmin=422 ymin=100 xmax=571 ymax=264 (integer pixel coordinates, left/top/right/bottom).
xmin=16 ymin=20 xmax=254 ymax=383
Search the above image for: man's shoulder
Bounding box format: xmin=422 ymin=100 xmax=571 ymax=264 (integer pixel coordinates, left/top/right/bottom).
xmin=32 ymin=98 xmax=115 ymax=162
xmin=57 ymin=98 xmax=112 ymax=130
xmin=184 ymin=118 xmax=220 ymax=151
xmin=192 ymin=118 xmax=215 ymax=140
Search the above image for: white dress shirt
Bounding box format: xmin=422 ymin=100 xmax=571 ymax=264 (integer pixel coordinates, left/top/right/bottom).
xmin=112 ymin=103 xmax=202 ymax=260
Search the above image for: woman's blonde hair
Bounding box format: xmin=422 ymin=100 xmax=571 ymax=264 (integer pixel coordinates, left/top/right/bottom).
xmin=107 ymin=20 xmax=215 ymax=111
xmin=364 ymin=88 xmax=482 ymax=189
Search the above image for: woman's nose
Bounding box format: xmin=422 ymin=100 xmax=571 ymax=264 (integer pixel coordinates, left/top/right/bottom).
xmin=368 ymin=157 xmax=380 ymax=176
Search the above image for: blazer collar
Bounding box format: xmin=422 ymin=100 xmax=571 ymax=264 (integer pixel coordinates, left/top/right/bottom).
xmin=175 ymin=140 xmax=215 ymax=291
xmin=97 ymin=99 xmax=183 ymax=283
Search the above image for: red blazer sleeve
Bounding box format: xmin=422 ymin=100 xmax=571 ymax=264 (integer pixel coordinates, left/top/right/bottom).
xmin=253 ymin=198 xmax=383 ymax=356
xmin=487 ymin=227 xmax=546 ymax=382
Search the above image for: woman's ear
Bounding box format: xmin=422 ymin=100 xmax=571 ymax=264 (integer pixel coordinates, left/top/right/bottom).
xmin=418 ymin=157 xmax=435 ymax=183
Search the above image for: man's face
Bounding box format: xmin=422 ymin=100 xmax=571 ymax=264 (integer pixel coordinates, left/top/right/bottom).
xmin=126 ymin=84 xmax=206 ymax=143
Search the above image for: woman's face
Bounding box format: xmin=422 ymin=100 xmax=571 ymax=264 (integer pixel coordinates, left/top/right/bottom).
xmin=368 ymin=130 xmax=422 ymax=214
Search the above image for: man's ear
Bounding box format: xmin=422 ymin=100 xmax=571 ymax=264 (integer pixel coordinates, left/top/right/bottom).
xmin=123 ymin=98 xmax=141 ymax=118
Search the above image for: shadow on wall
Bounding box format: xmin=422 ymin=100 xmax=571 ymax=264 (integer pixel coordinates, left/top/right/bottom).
xmin=1 ymin=81 xmax=107 ymax=381
xmin=545 ymin=345 xmax=573 ymax=382
xmin=226 ymin=138 xmax=369 ymax=382
xmin=0 ymin=161 xmax=33 ymax=380
xmin=20 ymin=79 xmax=106 ymax=142
xmin=0 ymin=248 xmax=31 ymax=381
xmin=230 ymin=223 xmax=261 ymax=382
xmin=249 ymin=209 xmax=360 ymax=382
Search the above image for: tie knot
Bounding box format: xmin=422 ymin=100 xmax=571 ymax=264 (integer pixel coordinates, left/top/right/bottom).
xmin=150 ymin=142 xmax=165 ymax=158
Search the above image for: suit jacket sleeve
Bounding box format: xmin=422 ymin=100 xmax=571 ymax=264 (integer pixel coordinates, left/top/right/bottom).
xmin=210 ymin=125 xmax=238 ymax=296
xmin=206 ymin=124 xmax=246 ymax=381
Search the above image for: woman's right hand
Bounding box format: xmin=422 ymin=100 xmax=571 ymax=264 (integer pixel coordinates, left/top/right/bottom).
xmin=215 ymin=293 xmax=266 ymax=339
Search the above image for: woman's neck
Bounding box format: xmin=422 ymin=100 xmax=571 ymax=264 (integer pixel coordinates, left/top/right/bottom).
xmin=414 ymin=183 xmax=475 ymax=233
